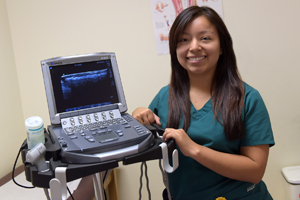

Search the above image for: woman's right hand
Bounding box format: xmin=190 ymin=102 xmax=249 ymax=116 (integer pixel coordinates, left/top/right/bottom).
xmin=132 ymin=107 xmax=161 ymax=125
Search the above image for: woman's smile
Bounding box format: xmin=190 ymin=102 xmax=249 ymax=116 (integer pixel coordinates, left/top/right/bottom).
xmin=187 ymin=56 xmax=206 ymax=62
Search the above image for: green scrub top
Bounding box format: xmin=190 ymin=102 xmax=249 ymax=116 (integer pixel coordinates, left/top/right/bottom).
xmin=149 ymin=83 xmax=275 ymax=200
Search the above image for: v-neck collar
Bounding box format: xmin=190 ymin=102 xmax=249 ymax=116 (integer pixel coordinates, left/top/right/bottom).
xmin=190 ymin=98 xmax=213 ymax=120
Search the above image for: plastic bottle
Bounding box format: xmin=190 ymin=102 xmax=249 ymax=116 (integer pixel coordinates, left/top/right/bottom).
xmin=25 ymin=116 xmax=45 ymax=149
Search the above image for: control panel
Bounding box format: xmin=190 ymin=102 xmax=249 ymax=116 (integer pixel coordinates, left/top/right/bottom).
xmin=48 ymin=111 xmax=153 ymax=163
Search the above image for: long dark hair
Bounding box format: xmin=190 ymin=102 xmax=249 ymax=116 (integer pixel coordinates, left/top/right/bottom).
xmin=167 ymin=6 xmax=245 ymax=140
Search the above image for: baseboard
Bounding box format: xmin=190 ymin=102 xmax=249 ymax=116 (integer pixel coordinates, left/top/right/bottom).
xmin=0 ymin=165 xmax=25 ymax=187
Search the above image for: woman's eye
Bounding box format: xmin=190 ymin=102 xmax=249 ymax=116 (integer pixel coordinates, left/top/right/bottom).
xmin=202 ymin=36 xmax=210 ymax=41
xmin=179 ymin=38 xmax=188 ymax=42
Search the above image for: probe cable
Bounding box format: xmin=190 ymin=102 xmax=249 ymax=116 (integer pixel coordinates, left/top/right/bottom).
xmin=139 ymin=161 xmax=151 ymax=200
xmin=12 ymin=144 xmax=35 ymax=189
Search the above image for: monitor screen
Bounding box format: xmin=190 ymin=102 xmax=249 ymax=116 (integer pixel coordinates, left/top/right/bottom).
xmin=41 ymin=52 xmax=127 ymax=125
xmin=49 ymin=60 xmax=119 ymax=113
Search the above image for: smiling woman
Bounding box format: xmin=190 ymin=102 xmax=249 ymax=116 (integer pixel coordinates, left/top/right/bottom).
xmin=176 ymin=16 xmax=222 ymax=79
xmin=132 ymin=6 xmax=274 ymax=200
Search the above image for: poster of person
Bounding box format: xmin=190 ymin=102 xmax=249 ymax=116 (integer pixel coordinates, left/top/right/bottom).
xmin=150 ymin=0 xmax=223 ymax=55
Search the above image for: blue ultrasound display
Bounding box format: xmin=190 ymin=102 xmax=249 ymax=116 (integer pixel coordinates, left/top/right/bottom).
xmin=49 ymin=60 xmax=119 ymax=113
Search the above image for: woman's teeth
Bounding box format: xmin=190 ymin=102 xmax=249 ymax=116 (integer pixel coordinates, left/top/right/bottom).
xmin=188 ymin=56 xmax=205 ymax=61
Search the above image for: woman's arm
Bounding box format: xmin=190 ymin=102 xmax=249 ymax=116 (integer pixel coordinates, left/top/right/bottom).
xmin=163 ymin=128 xmax=269 ymax=184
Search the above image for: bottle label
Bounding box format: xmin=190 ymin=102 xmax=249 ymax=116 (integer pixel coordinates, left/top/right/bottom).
xmin=26 ymin=116 xmax=45 ymax=149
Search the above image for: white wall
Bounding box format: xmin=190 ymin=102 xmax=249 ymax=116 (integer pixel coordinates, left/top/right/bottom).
xmin=0 ymin=0 xmax=25 ymax=178
xmin=2 ymin=0 xmax=300 ymax=199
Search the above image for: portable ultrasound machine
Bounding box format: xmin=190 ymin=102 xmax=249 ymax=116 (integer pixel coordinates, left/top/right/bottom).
xmin=20 ymin=52 xmax=178 ymax=200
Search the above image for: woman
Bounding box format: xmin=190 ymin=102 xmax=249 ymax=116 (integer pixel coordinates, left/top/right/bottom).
xmin=132 ymin=6 xmax=274 ymax=200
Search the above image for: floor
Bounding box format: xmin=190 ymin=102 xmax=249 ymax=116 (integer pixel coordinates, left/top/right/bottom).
xmin=0 ymin=171 xmax=80 ymax=199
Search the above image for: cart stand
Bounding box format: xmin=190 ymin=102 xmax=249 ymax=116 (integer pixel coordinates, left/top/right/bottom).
xmin=21 ymin=127 xmax=178 ymax=200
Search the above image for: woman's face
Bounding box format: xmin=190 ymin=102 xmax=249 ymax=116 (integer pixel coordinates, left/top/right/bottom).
xmin=176 ymin=16 xmax=222 ymax=78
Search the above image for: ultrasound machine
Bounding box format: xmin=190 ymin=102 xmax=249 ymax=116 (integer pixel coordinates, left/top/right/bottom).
xmin=18 ymin=52 xmax=178 ymax=200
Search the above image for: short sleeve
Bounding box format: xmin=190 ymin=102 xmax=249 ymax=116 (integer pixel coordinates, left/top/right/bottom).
xmin=241 ymin=85 xmax=275 ymax=147
xmin=149 ymin=91 xmax=160 ymax=115
xmin=148 ymin=85 xmax=170 ymax=128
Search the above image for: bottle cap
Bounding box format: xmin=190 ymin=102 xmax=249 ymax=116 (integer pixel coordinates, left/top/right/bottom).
xmin=25 ymin=116 xmax=43 ymax=130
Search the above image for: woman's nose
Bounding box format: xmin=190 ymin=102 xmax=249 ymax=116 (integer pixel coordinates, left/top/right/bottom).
xmin=189 ymin=39 xmax=201 ymax=51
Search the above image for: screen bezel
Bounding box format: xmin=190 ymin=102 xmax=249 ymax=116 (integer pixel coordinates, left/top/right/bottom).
xmin=41 ymin=52 xmax=127 ymax=125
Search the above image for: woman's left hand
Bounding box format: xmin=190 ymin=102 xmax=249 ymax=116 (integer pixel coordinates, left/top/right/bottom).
xmin=162 ymin=128 xmax=198 ymax=157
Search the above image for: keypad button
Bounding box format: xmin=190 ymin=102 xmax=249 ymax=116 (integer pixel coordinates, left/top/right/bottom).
xmin=64 ymin=127 xmax=74 ymax=133
xmin=100 ymin=138 xmax=118 ymax=143
xmin=97 ymin=130 xmax=107 ymax=134
xmin=118 ymin=132 xmax=123 ymax=136
xmin=102 ymin=121 xmax=108 ymax=126
xmin=60 ymin=141 xmax=68 ymax=147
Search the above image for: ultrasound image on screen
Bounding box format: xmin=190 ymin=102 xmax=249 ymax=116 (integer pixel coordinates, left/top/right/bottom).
xmin=61 ymin=69 xmax=108 ymax=100
xmin=50 ymin=60 xmax=119 ymax=113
